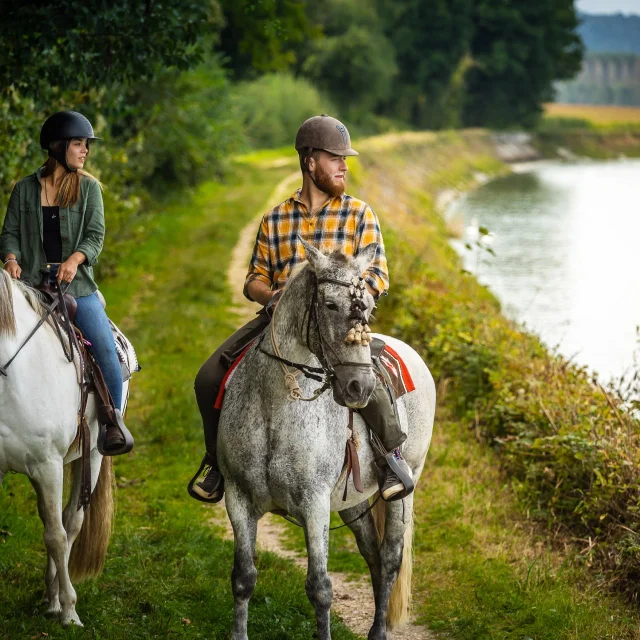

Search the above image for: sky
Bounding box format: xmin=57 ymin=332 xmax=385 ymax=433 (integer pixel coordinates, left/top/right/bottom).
xmin=576 ymin=0 xmax=640 ymax=14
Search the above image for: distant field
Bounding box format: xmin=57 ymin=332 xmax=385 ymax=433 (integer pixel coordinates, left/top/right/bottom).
xmin=545 ymin=102 xmax=640 ymax=124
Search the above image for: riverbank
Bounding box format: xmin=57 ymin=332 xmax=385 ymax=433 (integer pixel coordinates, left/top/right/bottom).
xmin=358 ymin=131 xmax=640 ymax=626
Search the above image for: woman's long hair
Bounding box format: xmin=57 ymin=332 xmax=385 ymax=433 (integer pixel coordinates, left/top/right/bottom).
xmin=41 ymin=140 xmax=103 ymax=208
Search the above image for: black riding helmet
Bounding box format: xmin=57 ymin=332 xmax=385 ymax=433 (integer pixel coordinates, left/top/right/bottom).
xmin=40 ymin=111 xmax=101 ymax=172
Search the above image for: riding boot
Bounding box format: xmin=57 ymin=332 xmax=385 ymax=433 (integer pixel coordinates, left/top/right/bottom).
xmin=187 ymin=408 xmax=224 ymax=503
xmin=359 ymin=377 xmax=414 ymax=501
xmin=97 ymin=404 xmax=134 ymax=456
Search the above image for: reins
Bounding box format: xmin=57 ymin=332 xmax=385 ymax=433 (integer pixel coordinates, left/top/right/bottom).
xmin=0 ymin=279 xmax=75 ymax=376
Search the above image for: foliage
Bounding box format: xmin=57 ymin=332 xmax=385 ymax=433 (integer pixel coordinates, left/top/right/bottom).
xmin=217 ymin=0 xmax=312 ymax=78
xmin=232 ymin=73 xmax=333 ymax=149
xmin=299 ymin=0 xmax=397 ymax=120
xmin=0 ymin=0 xmax=219 ymax=98
xmin=462 ymin=0 xmax=583 ymax=128
xmin=358 ymin=132 xmax=640 ymax=600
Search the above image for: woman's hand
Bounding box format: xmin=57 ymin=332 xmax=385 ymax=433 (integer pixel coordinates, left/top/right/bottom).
xmin=3 ymin=259 xmax=21 ymax=279
xmin=57 ymin=253 xmax=85 ymax=284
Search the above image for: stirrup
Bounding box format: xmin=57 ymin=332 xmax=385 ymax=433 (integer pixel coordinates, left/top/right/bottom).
xmin=97 ymin=409 xmax=134 ymax=457
xmin=381 ymin=450 xmax=414 ymax=502
xmin=187 ymin=455 xmax=224 ymax=504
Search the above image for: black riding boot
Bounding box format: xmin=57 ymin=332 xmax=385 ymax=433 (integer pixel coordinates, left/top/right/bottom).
xmin=187 ymin=408 xmax=224 ymax=503
xmin=359 ymin=378 xmax=414 ymax=501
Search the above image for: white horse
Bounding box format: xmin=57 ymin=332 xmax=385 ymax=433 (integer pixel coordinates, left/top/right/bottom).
xmin=0 ymin=269 xmax=115 ymax=627
xmin=219 ymin=242 xmax=436 ymax=640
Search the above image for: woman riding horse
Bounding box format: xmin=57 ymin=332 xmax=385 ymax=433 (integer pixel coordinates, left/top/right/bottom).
xmin=189 ymin=114 xmax=413 ymax=503
xmin=0 ymin=110 xmax=127 ymax=451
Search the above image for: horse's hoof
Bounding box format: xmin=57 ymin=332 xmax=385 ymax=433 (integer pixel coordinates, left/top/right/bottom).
xmin=45 ymin=604 xmax=62 ymax=618
xmin=61 ymin=612 xmax=83 ymax=628
xmin=367 ymin=627 xmax=387 ymax=640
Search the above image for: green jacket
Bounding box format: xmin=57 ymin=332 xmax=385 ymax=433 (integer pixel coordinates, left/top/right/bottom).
xmin=0 ymin=167 xmax=105 ymax=297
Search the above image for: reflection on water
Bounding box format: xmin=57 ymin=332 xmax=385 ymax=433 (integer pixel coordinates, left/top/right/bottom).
xmin=450 ymin=160 xmax=640 ymax=381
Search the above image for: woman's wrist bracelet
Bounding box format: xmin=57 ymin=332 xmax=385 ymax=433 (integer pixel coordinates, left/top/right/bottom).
xmin=3 ymin=258 xmax=17 ymax=266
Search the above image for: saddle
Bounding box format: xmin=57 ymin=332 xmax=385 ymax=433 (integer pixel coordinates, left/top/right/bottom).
xmin=35 ymin=268 xmax=136 ymax=509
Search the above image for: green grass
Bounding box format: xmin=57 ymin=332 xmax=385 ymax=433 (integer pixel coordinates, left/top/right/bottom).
xmin=0 ymin=158 xmax=358 ymax=640
xmin=3 ymin=131 xmax=640 ymax=640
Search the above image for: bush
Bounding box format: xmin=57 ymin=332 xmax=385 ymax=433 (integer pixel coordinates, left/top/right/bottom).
xmin=231 ymin=73 xmax=335 ymax=149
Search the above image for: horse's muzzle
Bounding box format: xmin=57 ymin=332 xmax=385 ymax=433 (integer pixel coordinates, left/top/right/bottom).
xmin=332 ymin=368 xmax=376 ymax=409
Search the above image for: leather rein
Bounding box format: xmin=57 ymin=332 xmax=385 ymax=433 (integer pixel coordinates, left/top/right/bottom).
xmin=258 ymin=272 xmax=373 ymax=400
xmin=0 ymin=279 xmax=76 ymax=376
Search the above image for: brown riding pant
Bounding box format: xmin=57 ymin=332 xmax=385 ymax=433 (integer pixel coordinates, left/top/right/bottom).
xmin=194 ymin=310 xmax=406 ymax=463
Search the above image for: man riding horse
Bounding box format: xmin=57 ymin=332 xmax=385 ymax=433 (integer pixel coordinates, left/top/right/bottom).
xmin=188 ymin=115 xmax=413 ymax=504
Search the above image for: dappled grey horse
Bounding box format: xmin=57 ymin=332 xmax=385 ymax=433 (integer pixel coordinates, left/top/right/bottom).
xmin=218 ymin=240 xmax=435 ymax=640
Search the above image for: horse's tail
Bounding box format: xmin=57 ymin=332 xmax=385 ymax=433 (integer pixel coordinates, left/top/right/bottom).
xmin=68 ymin=456 xmax=115 ymax=582
xmin=373 ymin=496 xmax=413 ymax=629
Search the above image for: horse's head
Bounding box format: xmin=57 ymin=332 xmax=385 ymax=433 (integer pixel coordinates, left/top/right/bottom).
xmin=300 ymin=238 xmax=378 ymax=409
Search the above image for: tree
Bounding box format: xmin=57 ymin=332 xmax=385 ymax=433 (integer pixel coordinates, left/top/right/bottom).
xmin=0 ymin=0 xmax=219 ymax=98
xmin=217 ymin=0 xmax=312 ymax=78
xmin=376 ymin=0 xmax=475 ymax=129
xmin=463 ymin=0 xmax=583 ymax=128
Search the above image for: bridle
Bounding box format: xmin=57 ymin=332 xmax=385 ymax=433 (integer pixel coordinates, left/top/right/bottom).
xmin=258 ymin=270 xmax=374 ymax=401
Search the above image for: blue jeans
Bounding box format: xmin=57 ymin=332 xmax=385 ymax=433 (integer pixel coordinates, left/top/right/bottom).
xmin=74 ymin=292 xmax=123 ymax=411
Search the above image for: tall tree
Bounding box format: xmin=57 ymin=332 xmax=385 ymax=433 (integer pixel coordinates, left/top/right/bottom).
xmin=0 ymin=0 xmax=220 ymax=98
xmin=463 ymin=0 xmax=583 ymax=128
xmin=376 ymin=0 xmax=475 ymax=129
xmin=300 ymin=0 xmax=397 ymax=119
xmin=217 ymin=0 xmax=312 ymax=78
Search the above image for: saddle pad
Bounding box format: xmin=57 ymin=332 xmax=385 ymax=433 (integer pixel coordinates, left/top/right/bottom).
xmin=109 ymin=319 xmax=141 ymax=382
xmin=214 ymin=341 xmax=256 ymax=410
xmin=376 ymin=344 xmax=415 ymax=399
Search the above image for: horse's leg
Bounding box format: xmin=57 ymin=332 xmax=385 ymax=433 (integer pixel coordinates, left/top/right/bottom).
xmin=30 ymin=462 xmax=82 ymax=628
xmin=376 ymin=496 xmax=413 ymax=635
xmin=225 ymin=484 xmax=259 ymax=640
xmin=339 ymin=501 xmax=386 ymax=640
xmin=301 ymin=498 xmax=333 ymax=640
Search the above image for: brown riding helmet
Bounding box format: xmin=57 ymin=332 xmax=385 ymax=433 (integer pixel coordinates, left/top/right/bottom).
xmin=295 ymin=114 xmax=359 ymax=156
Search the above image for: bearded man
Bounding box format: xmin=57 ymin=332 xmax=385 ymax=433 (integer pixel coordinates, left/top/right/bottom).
xmin=188 ymin=115 xmax=412 ymax=504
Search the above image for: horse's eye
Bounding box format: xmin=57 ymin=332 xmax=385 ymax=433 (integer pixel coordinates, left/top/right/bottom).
xmin=325 ymin=301 xmax=339 ymax=311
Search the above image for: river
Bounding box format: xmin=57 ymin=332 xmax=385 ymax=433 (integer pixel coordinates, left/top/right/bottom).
xmin=449 ymin=159 xmax=640 ymax=382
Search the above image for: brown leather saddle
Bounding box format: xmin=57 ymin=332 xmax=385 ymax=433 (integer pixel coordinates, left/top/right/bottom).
xmin=35 ymin=268 xmax=133 ymax=509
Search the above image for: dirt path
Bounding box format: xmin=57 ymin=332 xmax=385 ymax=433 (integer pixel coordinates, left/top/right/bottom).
xmin=219 ymin=171 xmax=435 ymax=639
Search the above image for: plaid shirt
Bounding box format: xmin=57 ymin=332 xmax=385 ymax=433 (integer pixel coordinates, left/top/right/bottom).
xmin=244 ymin=189 xmax=389 ymax=300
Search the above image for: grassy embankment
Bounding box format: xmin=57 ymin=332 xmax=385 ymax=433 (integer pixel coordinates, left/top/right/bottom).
xmin=2 ymin=129 xmax=640 ymax=640
xmin=281 ymin=130 xmax=640 ymax=639
xmin=539 ymin=103 xmax=640 ymax=157
xmin=0 ymin=156 xmax=359 ymax=640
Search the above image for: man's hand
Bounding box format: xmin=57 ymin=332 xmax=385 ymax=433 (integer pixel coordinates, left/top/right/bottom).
xmin=3 ymin=257 xmax=21 ymax=279
xmin=57 ymin=252 xmax=85 ymax=284
xmin=265 ymin=290 xmax=283 ymax=318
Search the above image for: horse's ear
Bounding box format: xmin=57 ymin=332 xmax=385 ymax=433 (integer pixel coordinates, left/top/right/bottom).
xmin=300 ymin=237 xmax=329 ymax=272
xmin=352 ymin=243 xmax=379 ymax=276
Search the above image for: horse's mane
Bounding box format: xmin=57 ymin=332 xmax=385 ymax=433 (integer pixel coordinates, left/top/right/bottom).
xmin=0 ymin=269 xmax=52 ymax=337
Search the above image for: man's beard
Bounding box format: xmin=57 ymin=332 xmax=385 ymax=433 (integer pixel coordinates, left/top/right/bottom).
xmin=313 ymin=164 xmax=346 ymax=198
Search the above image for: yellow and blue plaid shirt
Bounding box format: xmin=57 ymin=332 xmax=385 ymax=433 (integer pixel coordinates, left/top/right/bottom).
xmin=244 ymin=189 xmax=389 ymax=300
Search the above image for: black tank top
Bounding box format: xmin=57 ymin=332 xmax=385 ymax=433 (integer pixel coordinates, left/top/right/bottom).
xmin=42 ymin=205 xmax=62 ymax=263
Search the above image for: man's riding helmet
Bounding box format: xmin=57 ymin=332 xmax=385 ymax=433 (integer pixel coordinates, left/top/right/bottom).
xmin=40 ymin=111 xmax=101 ymax=172
xmin=295 ymin=114 xmax=359 ymax=158
xmin=295 ymin=115 xmax=358 ymax=188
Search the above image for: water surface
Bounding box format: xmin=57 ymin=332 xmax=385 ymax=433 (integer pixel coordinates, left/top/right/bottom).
xmin=450 ymin=160 xmax=640 ymax=381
